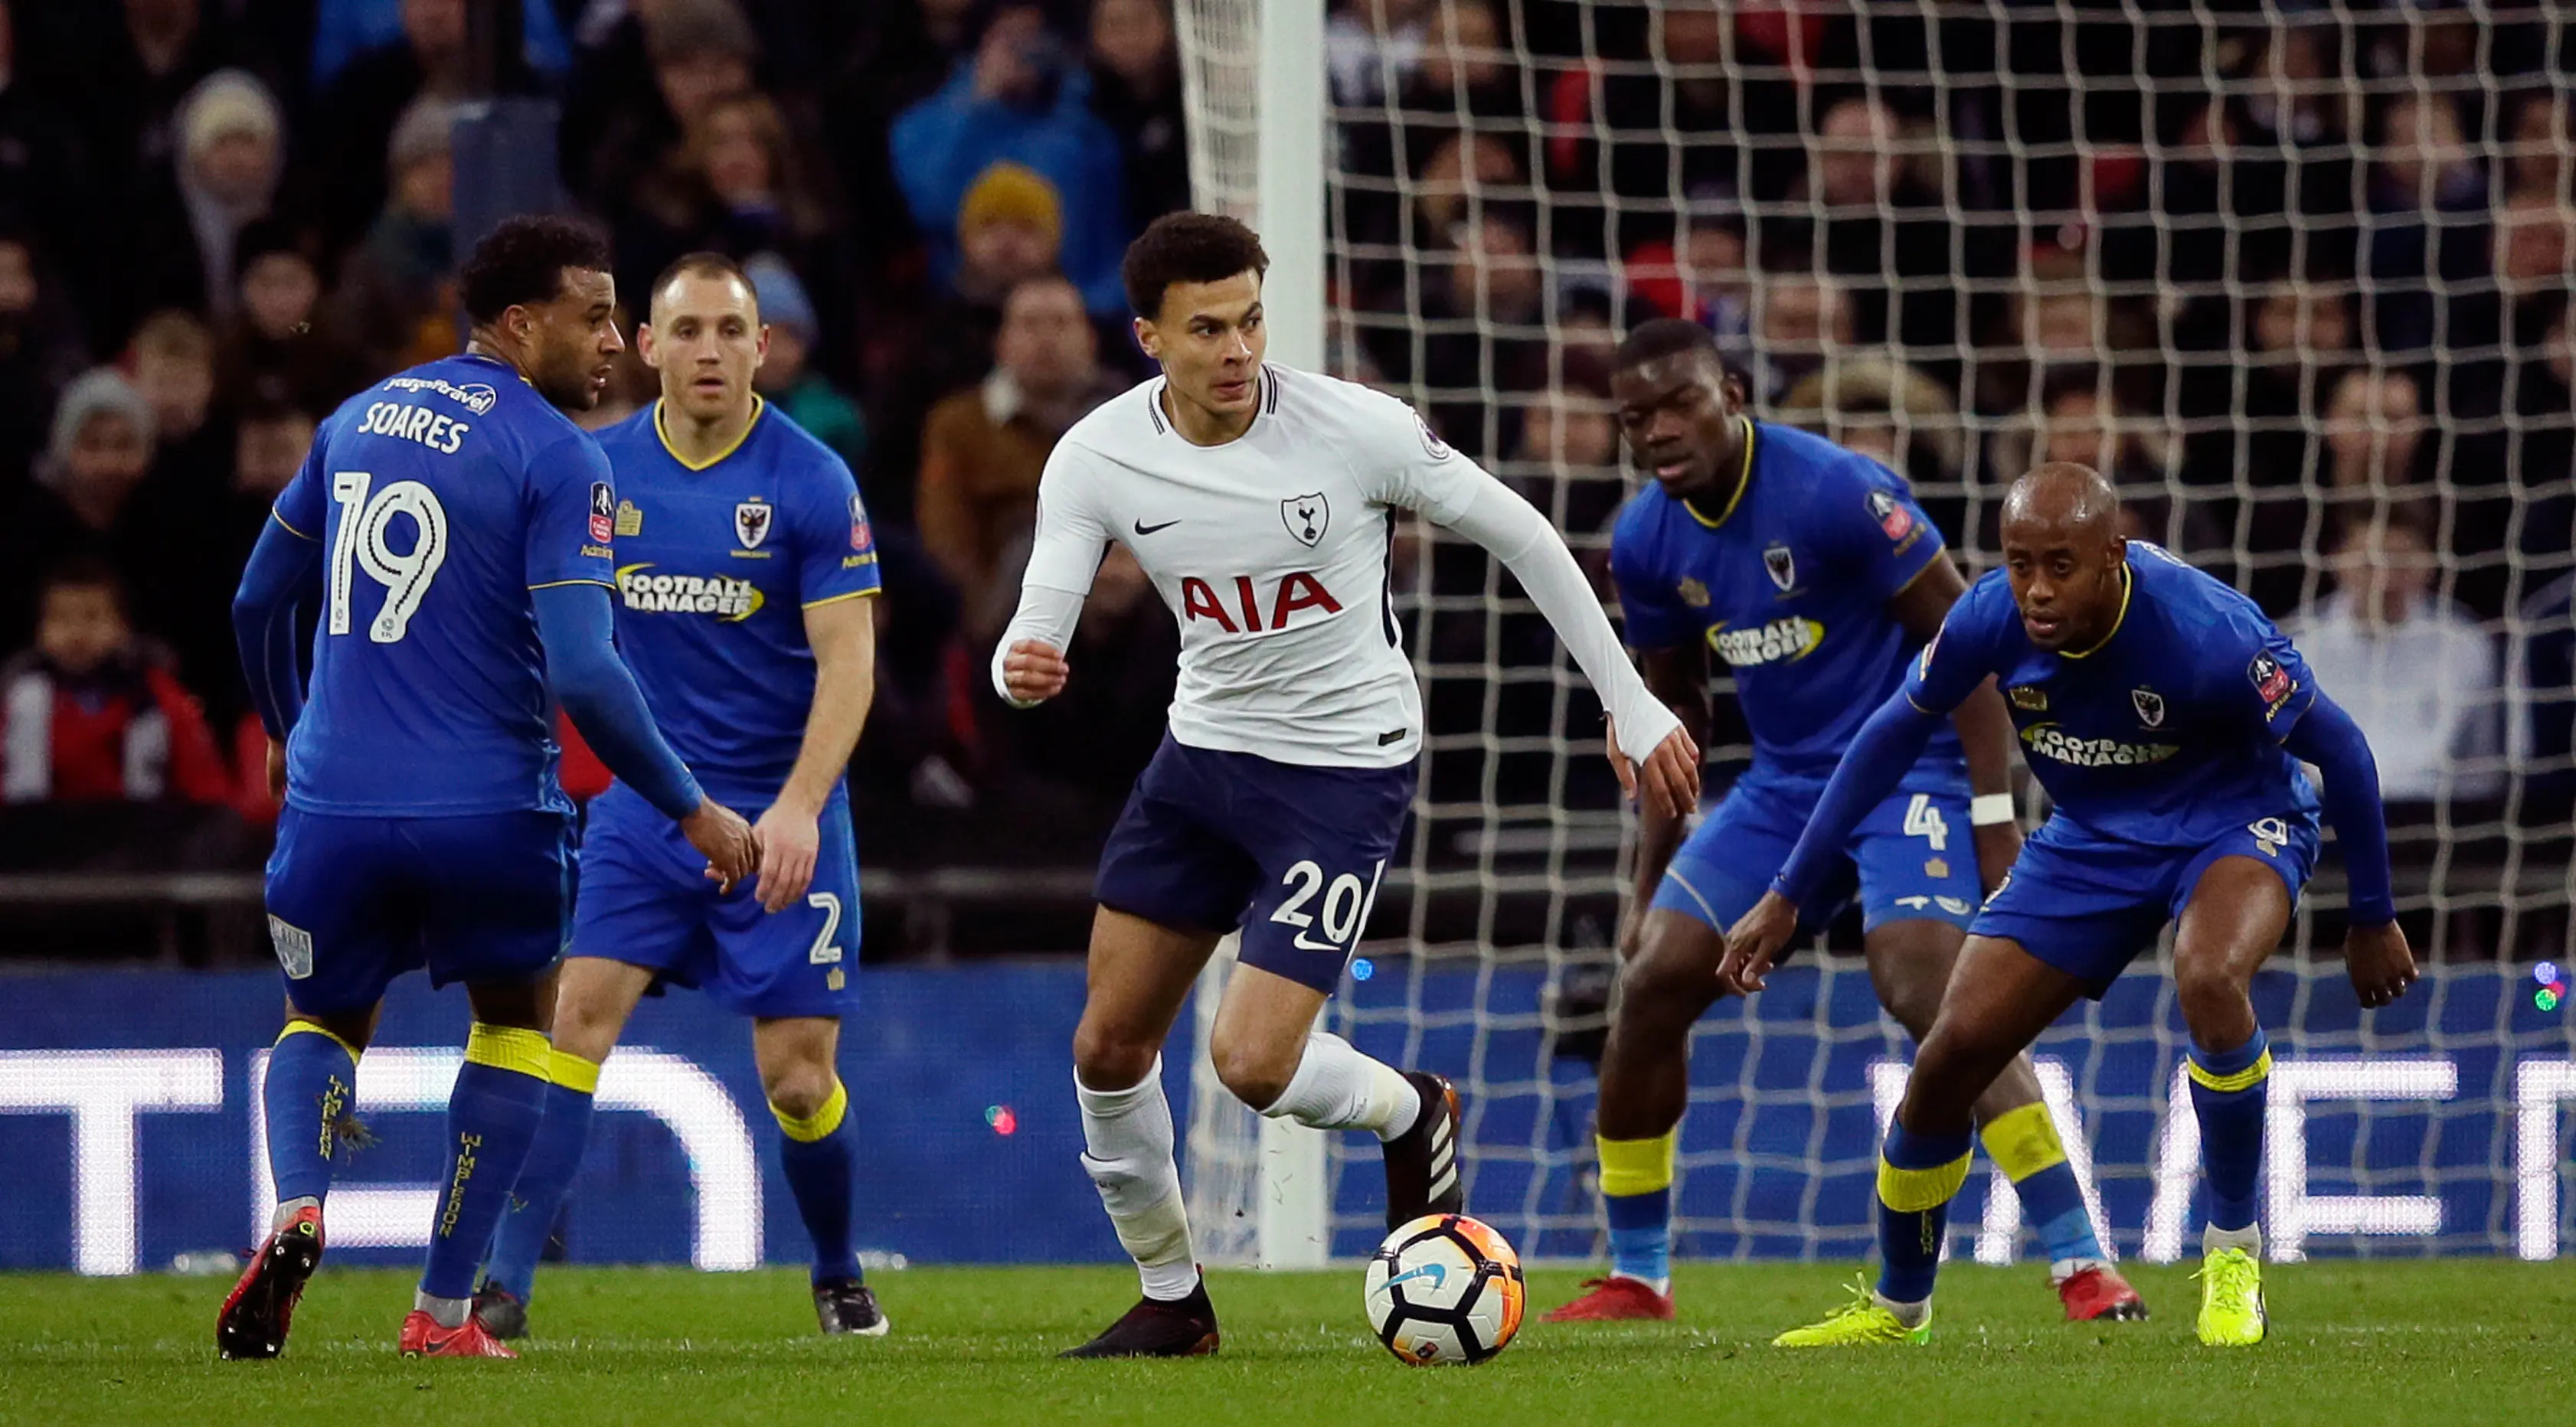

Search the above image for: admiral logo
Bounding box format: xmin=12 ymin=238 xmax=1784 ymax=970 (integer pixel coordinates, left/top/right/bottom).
xmin=2019 ymin=723 xmax=2179 ymax=768
xmin=734 ymin=498 xmax=772 ymax=550
xmin=1934 ymin=895 xmax=1975 ymax=916
xmin=1868 ymin=488 xmax=1914 ymax=540
xmin=1678 ymin=577 xmax=1710 ymax=608
xmin=589 ymin=482 xmax=615 ymax=544
xmin=267 ymin=916 xmax=312 ymax=980
xmin=1764 ymin=543 xmax=1796 ymax=592
xmin=1708 ymin=616 xmax=1825 ymax=668
xmin=1282 ymin=492 xmax=1329 ymax=547
xmin=617 ymin=564 xmax=765 ymax=622
xmin=2131 ymin=688 xmax=2166 ymax=727
xmin=2009 ymin=685 xmax=2048 ymax=711
xmin=381 ymin=375 xmax=499 ymax=415
xmin=2250 ymin=817 xmax=2290 ymax=857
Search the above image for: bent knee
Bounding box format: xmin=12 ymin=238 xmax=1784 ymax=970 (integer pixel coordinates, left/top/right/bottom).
xmin=763 ymin=1065 xmax=839 ymax=1122
xmin=1911 ymin=1013 xmax=2020 ymax=1089
xmin=2172 ymin=957 xmax=2247 ymax=1016
xmin=1617 ymin=926 xmax=1727 ymax=1024
xmin=1072 ymin=1018 xmax=1161 ymax=1093
xmin=1211 ymin=1035 xmax=1299 ymax=1112
xmin=1869 ymin=964 xmax=1950 ymax=1042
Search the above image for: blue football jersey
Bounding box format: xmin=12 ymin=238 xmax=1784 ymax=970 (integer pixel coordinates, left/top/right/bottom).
xmin=1905 ymin=541 xmax=2323 ymax=847
xmin=1610 ymin=420 xmax=1963 ymax=782
xmin=591 ymin=397 xmax=880 ymax=805
xmin=276 ymin=353 xmax=614 ymax=816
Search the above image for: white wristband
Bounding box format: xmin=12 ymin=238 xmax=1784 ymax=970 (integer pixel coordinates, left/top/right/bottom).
xmin=1969 ymin=794 xmax=2017 ymax=827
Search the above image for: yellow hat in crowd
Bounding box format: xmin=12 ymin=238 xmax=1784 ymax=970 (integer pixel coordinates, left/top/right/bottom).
xmin=959 ymin=162 xmax=1064 ymax=246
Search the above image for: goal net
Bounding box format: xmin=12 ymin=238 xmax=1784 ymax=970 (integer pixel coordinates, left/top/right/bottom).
xmin=1180 ymin=0 xmax=2576 ymax=1265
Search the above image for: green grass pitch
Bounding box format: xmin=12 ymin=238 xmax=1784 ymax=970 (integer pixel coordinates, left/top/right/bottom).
xmin=2 ymin=1261 xmax=2567 ymax=1426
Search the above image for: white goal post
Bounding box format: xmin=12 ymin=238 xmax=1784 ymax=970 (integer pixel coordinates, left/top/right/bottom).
xmin=1176 ymin=1 xmax=1337 ymax=1269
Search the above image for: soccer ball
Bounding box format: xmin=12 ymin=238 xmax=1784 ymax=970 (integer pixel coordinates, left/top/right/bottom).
xmin=1362 ymin=1213 xmax=1525 ymax=1366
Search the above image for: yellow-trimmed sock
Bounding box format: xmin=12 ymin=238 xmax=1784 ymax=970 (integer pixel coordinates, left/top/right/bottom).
xmin=1982 ymin=1102 xmax=2106 ymax=1269
xmin=1598 ymin=1130 xmax=1676 ymax=1289
xmin=773 ymin=1080 xmax=860 ymax=1282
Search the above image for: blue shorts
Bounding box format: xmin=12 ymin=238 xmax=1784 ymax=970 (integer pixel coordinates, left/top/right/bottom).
xmin=264 ymin=806 xmax=576 ymax=1017
xmin=1651 ymin=775 xmax=1984 ymax=938
xmin=1096 ymin=736 xmax=1414 ymax=994
xmin=570 ymin=782 xmax=861 ymax=1020
xmin=1970 ymin=811 xmax=2321 ymax=994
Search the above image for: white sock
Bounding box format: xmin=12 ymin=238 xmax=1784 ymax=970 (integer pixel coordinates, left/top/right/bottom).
xmin=413 ymin=1290 xmax=469 ymax=1328
xmin=2048 ymin=1256 xmax=2110 ymax=1284
xmin=271 ymin=1196 xmax=319 ymax=1235
xmin=1255 ymin=1032 xmax=1422 ymax=1141
xmin=1873 ymin=1292 xmax=1930 ymax=1328
xmin=1076 ymin=1058 xmax=1199 ymax=1302
xmin=2204 ymin=1222 xmax=2263 ymax=1259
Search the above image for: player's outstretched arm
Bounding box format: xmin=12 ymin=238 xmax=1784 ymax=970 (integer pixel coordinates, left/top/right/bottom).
xmin=1435 ymin=478 xmax=1698 ymax=817
xmin=2280 ymin=690 xmax=2416 ymax=1007
xmin=531 ymin=583 xmax=757 ymax=890
xmin=752 ymin=596 xmax=878 ymax=913
xmin=231 ymin=512 xmax=322 ymax=746
xmin=1722 ymin=690 xmax=1947 ymax=992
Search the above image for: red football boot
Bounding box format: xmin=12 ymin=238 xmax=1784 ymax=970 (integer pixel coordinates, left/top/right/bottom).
xmin=399 ymin=1310 xmax=521 ymax=1359
xmin=216 ymin=1203 xmax=324 ymax=1360
xmin=1541 ymin=1275 xmax=1676 ymax=1323
xmin=2058 ymin=1264 xmax=2149 ymax=1321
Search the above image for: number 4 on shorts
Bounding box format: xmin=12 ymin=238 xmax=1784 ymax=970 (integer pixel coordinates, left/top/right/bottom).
xmin=1903 ymin=793 xmax=1950 ymax=851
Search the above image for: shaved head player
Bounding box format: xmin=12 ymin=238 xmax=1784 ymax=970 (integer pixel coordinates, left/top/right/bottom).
xmin=1736 ymin=463 xmax=2413 ymax=1349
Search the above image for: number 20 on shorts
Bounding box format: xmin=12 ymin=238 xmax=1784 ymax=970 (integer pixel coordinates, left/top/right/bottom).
xmin=1270 ymin=858 xmax=1389 ymax=953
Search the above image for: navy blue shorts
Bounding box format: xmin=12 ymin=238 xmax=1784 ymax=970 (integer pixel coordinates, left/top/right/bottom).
xmin=1096 ymin=736 xmax=1414 ymax=994
xmin=264 ymin=806 xmax=576 ymax=1016
xmin=1651 ymin=774 xmax=1984 ymax=938
xmin=1971 ymin=811 xmax=2321 ymax=994
xmin=569 ymin=783 xmax=861 ymax=1020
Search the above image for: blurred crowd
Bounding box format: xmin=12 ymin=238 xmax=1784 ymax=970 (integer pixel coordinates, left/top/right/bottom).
xmin=0 ymin=0 xmax=1193 ymax=878
xmin=0 ymin=0 xmax=2566 ymax=922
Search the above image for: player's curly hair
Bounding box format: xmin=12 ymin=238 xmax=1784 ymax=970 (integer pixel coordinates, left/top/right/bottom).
xmin=1121 ymin=211 xmax=1270 ymax=322
xmin=459 ymin=214 xmax=614 ymax=326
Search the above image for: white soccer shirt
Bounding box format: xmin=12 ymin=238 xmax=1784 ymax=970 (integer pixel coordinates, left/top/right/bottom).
xmin=996 ymin=363 xmax=1679 ymax=770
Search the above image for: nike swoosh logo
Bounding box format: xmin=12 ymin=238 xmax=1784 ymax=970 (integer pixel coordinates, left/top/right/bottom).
xmin=1133 ymin=519 xmax=1182 ymax=535
xmin=1377 ymin=1263 xmax=1448 ymax=1298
